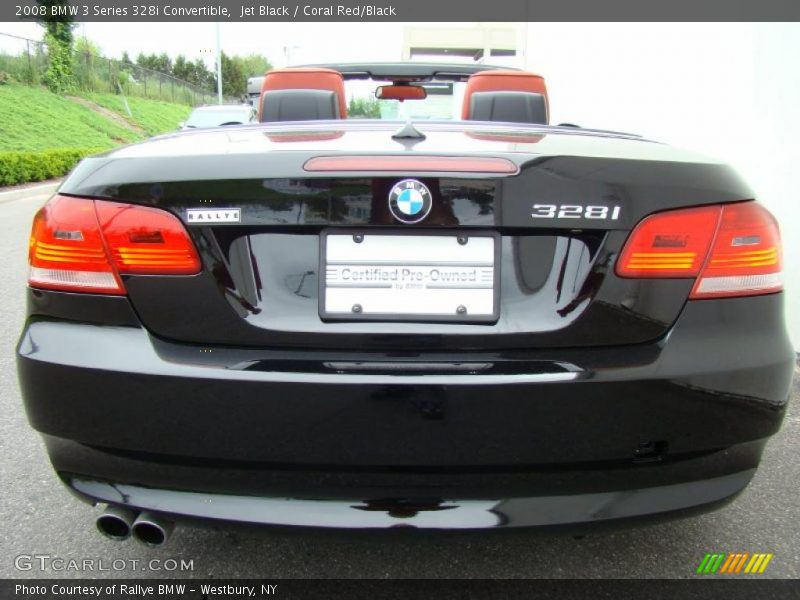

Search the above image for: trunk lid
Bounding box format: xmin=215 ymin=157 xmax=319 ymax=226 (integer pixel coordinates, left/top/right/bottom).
xmin=59 ymin=122 xmax=753 ymax=350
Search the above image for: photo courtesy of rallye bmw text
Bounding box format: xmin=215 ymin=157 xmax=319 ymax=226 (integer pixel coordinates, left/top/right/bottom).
xmin=0 ymin=0 xmax=798 ymax=596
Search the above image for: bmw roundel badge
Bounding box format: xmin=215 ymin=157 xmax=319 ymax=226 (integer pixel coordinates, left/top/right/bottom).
xmin=388 ymin=179 xmax=432 ymax=224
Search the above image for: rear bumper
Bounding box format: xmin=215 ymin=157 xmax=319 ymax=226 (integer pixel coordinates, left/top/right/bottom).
xmin=63 ymin=467 xmax=754 ymax=530
xmin=18 ymin=293 xmax=795 ymax=529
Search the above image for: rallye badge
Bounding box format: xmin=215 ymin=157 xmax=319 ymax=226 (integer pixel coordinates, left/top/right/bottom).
xmin=186 ymin=208 xmax=241 ymax=224
xmin=388 ymin=179 xmax=432 ymax=224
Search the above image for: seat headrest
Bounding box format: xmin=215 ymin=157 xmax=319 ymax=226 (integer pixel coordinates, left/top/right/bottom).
xmin=462 ymin=70 xmax=548 ymax=123
xmin=260 ymin=89 xmax=340 ymax=122
xmin=467 ymin=91 xmax=548 ymax=125
xmin=259 ymin=67 xmax=347 ymax=121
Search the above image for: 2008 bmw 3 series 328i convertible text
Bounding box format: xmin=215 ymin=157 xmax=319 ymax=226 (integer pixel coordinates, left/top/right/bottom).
xmin=16 ymin=63 xmax=795 ymax=544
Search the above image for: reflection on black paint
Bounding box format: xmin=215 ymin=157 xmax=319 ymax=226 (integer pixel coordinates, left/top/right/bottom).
xmin=352 ymin=498 xmax=458 ymax=520
xmin=107 ymin=178 xmax=499 ymax=227
xmin=371 ymin=385 xmax=446 ymax=421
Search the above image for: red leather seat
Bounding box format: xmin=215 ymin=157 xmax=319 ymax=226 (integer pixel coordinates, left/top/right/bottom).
xmin=258 ymin=67 xmax=347 ymax=121
xmin=462 ymin=70 xmax=549 ymax=124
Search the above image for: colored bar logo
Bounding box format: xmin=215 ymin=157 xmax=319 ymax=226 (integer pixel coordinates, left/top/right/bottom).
xmin=696 ymin=553 xmax=774 ymax=574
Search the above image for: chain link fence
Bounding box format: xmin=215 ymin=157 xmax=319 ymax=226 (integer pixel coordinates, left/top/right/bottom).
xmin=0 ymin=32 xmax=221 ymax=105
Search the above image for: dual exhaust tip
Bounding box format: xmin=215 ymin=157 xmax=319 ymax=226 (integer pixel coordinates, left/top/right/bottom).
xmin=96 ymin=506 xmax=174 ymax=546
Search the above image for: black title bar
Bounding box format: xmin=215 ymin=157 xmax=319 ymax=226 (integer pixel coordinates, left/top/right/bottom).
xmin=5 ymin=0 xmax=800 ymax=22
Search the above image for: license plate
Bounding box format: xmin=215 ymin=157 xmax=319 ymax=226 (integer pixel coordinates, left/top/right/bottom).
xmin=320 ymin=231 xmax=500 ymax=322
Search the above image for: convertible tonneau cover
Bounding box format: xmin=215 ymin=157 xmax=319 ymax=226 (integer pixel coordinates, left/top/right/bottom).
xmin=294 ymin=62 xmax=520 ymax=81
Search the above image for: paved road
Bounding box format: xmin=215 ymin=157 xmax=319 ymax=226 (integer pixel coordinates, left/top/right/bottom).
xmin=1 ymin=187 xmax=798 ymax=580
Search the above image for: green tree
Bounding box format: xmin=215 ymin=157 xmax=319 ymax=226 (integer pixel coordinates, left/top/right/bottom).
xmin=171 ymin=55 xmax=214 ymax=89
xmin=154 ymin=52 xmax=172 ymax=74
xmin=75 ymin=36 xmax=101 ymax=57
xmin=135 ymin=52 xmax=171 ymax=74
xmin=219 ymin=51 xmax=245 ymax=98
xmin=115 ymin=52 xmax=134 ymax=94
xmin=172 ymin=54 xmax=190 ymax=81
xmin=235 ymin=53 xmax=273 ymax=78
xmin=74 ymin=35 xmax=102 ymax=91
xmin=36 ymin=0 xmax=76 ymax=93
xmin=348 ymin=96 xmax=381 ymax=118
xmin=189 ymin=59 xmax=214 ymax=89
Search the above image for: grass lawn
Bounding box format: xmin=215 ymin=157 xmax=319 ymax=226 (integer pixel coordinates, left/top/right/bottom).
xmin=0 ymin=83 xmax=141 ymax=152
xmin=0 ymin=83 xmax=197 ymax=185
xmin=82 ymin=92 xmax=192 ymax=136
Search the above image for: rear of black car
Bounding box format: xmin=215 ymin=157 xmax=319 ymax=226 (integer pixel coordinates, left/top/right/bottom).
xmin=17 ymin=123 xmax=795 ymax=533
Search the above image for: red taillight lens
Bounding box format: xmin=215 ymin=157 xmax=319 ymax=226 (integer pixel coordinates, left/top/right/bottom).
xmin=616 ymin=205 xmax=721 ymax=277
xmin=616 ymin=201 xmax=783 ymax=299
xmin=95 ymin=201 xmax=201 ymax=275
xmin=28 ymin=195 xmax=201 ymax=294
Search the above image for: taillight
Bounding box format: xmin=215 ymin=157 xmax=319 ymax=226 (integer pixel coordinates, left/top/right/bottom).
xmin=29 ymin=196 xmax=123 ymax=294
xmin=616 ymin=205 xmax=722 ymax=277
xmin=95 ymin=201 xmax=200 ymax=275
xmin=691 ymin=202 xmax=783 ymax=298
xmin=616 ymin=201 xmax=783 ymax=299
xmin=29 ymin=195 xmax=201 ymax=295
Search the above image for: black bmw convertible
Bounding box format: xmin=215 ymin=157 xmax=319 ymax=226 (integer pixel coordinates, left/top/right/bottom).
xmin=17 ymin=63 xmax=794 ymax=545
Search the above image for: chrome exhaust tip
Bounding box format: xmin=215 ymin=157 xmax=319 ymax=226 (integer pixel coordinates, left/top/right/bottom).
xmin=96 ymin=505 xmax=138 ymax=541
xmin=131 ymin=511 xmax=174 ymax=547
